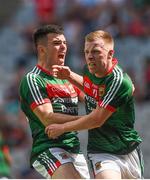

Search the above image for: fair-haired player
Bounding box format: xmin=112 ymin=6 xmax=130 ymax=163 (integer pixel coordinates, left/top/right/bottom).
xmin=46 ymin=30 xmax=144 ymax=179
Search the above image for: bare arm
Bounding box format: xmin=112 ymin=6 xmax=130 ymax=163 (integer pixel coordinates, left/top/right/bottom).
xmin=33 ymin=102 xmax=81 ymax=127
xmin=63 ymin=106 xmax=112 ymax=131
xmin=3 ymin=146 xmax=13 ymax=165
xmin=45 ymin=105 xmax=113 ymax=138
xmin=68 ymin=71 xmax=83 ymax=91
xmin=52 ymin=65 xmax=84 ymax=91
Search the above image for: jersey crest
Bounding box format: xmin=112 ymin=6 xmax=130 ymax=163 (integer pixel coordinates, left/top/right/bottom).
xmin=95 ymin=161 xmax=102 ymax=170
xmin=98 ymin=85 xmax=105 ymax=97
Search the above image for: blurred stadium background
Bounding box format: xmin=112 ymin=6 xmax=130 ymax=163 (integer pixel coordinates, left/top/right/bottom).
xmin=0 ymin=0 xmax=150 ymax=178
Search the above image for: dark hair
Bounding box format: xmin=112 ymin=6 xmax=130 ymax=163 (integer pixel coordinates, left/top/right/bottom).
xmin=33 ymin=24 xmax=64 ymax=47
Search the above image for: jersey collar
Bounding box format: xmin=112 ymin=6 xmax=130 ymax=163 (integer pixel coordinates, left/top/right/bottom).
xmin=105 ymin=58 xmax=118 ymax=76
xmin=36 ymin=65 xmax=53 ymax=76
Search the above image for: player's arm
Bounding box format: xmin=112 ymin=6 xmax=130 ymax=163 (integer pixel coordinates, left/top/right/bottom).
xmin=20 ymin=74 xmax=82 ymax=127
xmin=2 ymin=145 xmax=13 ymax=165
xmin=63 ymin=106 xmax=113 ymax=131
xmin=68 ymin=71 xmax=83 ymax=91
xmin=33 ymin=102 xmax=81 ymax=127
xmin=45 ymin=105 xmax=113 ymax=138
xmin=52 ymin=65 xmax=84 ymax=91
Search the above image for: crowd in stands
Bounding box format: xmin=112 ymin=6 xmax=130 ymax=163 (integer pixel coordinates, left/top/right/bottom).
xmin=0 ymin=0 xmax=150 ymax=178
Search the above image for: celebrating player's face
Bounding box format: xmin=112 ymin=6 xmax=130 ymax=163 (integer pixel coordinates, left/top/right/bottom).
xmin=46 ymin=34 xmax=67 ymax=67
xmin=84 ymin=38 xmax=110 ymax=76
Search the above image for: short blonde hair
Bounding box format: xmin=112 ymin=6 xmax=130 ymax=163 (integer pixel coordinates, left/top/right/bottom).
xmin=85 ymin=30 xmax=114 ymax=49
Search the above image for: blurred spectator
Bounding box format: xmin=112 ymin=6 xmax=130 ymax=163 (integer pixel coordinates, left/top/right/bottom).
xmin=3 ymin=59 xmax=27 ymax=117
xmin=144 ymin=57 xmax=150 ymax=101
xmin=105 ymin=7 xmax=122 ymax=38
xmin=34 ymin=0 xmax=56 ymax=24
xmin=128 ymin=11 xmax=146 ymax=36
xmin=0 ymin=131 xmax=12 ymax=178
xmin=126 ymin=67 xmax=144 ymax=102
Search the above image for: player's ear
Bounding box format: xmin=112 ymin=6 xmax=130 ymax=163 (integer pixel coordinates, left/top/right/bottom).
xmin=109 ymin=50 xmax=114 ymax=55
xmin=37 ymin=45 xmax=46 ymax=55
xmin=108 ymin=50 xmax=114 ymax=58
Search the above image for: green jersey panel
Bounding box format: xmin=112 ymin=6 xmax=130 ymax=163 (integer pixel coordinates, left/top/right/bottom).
xmin=19 ymin=66 xmax=80 ymax=164
xmin=83 ymin=61 xmax=142 ymax=155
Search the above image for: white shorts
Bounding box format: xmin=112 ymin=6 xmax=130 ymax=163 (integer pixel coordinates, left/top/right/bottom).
xmin=88 ymin=147 xmax=144 ymax=179
xmin=32 ymin=147 xmax=90 ymax=179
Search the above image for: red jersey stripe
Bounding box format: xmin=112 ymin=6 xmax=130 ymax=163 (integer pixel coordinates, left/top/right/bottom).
xmin=30 ymin=98 xmax=50 ymax=110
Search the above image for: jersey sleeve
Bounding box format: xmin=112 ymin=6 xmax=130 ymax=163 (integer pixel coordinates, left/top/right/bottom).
xmin=19 ymin=73 xmax=50 ymax=110
xmin=98 ymin=73 xmax=133 ymax=112
xmin=73 ymin=85 xmax=82 ymax=96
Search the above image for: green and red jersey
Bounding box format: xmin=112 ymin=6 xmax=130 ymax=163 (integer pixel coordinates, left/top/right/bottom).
xmin=19 ymin=65 xmax=80 ymax=164
xmin=83 ymin=59 xmax=142 ymax=155
xmin=0 ymin=133 xmax=11 ymax=177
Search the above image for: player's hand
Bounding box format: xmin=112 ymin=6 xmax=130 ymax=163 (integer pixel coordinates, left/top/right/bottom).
xmin=45 ymin=124 xmax=65 ymax=139
xmin=52 ymin=65 xmax=71 ymax=79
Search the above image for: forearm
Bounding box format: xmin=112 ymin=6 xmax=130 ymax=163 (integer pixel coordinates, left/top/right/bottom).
xmin=45 ymin=106 xmax=113 ymax=138
xmin=3 ymin=146 xmax=12 ymax=165
xmin=33 ymin=104 xmax=82 ymax=127
xmin=45 ymin=113 xmax=82 ymax=126
xmin=63 ymin=111 xmax=100 ymax=132
xmin=68 ymin=71 xmax=84 ymax=91
xmin=45 ymin=113 xmax=99 ymax=139
xmin=5 ymin=153 xmax=12 ymax=165
xmin=62 ymin=107 xmax=112 ymax=132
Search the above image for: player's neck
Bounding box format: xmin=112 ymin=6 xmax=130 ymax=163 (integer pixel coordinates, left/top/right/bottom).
xmin=37 ymin=59 xmax=53 ymax=73
xmin=95 ymin=62 xmax=112 ymax=78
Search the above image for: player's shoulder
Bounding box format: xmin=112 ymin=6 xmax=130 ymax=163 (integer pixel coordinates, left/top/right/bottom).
xmin=114 ymin=65 xmax=133 ymax=91
xmin=122 ymin=73 xmax=133 ymax=89
xmin=112 ymin=65 xmax=123 ymax=77
xmin=106 ymin=65 xmax=123 ymax=85
xmin=20 ymin=67 xmax=41 ymax=86
xmin=27 ymin=66 xmax=42 ymax=79
xmin=106 ymin=65 xmax=132 ymax=89
xmin=111 ymin=64 xmax=130 ymax=82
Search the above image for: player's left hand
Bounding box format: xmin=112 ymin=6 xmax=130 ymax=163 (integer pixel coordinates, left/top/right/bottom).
xmin=45 ymin=124 xmax=65 ymax=139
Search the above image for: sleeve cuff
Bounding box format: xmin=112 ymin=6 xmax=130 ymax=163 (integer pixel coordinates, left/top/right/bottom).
xmin=98 ymin=100 xmax=116 ymax=112
xmin=30 ymin=98 xmax=51 ymax=110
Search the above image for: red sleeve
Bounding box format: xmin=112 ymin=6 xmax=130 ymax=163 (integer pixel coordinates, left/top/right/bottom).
xmin=73 ymin=85 xmax=82 ymax=96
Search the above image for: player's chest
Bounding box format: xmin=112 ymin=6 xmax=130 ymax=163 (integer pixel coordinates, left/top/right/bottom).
xmin=83 ymin=76 xmax=106 ymax=101
xmin=46 ymin=83 xmax=77 ymax=98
